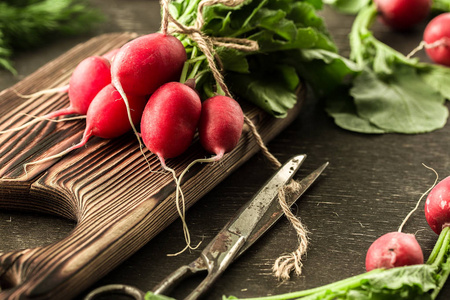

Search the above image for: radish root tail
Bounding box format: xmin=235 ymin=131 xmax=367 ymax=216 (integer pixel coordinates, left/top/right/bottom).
xmin=0 ymin=114 xmax=85 ymax=134
xmin=158 ymin=155 xmax=205 ymax=256
xmin=406 ymin=38 xmax=450 ymax=59
xmin=13 ymin=85 xmax=69 ymax=99
xmin=23 ymin=130 xmax=92 ymax=175
xmin=398 ymin=164 xmax=439 ymax=233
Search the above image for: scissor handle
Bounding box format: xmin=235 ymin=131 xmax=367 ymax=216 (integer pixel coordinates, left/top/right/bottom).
xmin=183 ymin=235 xmax=246 ymax=300
xmin=153 ymin=257 xmax=207 ymax=296
xmin=84 ymin=284 xmax=146 ymax=300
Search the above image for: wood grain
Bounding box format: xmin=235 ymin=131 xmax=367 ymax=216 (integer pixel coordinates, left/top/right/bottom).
xmin=0 ymin=33 xmax=304 ymax=299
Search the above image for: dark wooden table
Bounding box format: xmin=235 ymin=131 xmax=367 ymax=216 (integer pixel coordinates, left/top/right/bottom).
xmin=1 ymin=1 xmax=449 ymax=299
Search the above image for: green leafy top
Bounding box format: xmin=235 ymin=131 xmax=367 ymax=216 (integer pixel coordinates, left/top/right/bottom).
xmin=317 ymin=3 xmax=450 ymax=134
xmin=170 ymin=0 xmax=337 ymax=118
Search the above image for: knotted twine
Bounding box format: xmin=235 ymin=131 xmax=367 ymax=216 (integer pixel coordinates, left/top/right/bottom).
xmin=160 ymin=0 xmax=308 ymax=280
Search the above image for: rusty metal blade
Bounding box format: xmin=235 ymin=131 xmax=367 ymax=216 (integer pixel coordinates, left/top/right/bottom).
xmin=238 ymin=161 xmax=329 ymax=256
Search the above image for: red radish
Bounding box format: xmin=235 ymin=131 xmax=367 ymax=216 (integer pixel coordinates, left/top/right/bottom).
xmin=374 ymin=0 xmax=432 ymax=30
xmin=177 ymin=95 xmax=245 ymax=188
xmin=3 ymin=56 xmax=111 ymax=134
xmin=83 ymin=84 xmax=146 ymax=139
xmin=171 ymin=95 xmax=244 ymax=255
xmin=111 ymin=33 xmax=187 ymax=96
xmin=140 ymin=82 xmax=201 ymax=168
xmin=364 ymin=165 xmax=440 ymax=272
xmin=66 ymin=56 xmax=112 ymax=116
xmin=198 ymin=95 xmax=244 ymax=161
xmin=140 ymin=81 xmax=201 ymax=255
xmin=423 ymin=13 xmax=450 ymax=67
xmin=365 ymin=232 xmax=424 ymax=271
xmin=425 ymin=176 xmax=450 ymax=234
xmin=24 ymin=84 xmax=146 ymax=169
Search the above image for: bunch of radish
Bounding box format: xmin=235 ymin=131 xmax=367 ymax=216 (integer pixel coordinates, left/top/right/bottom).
xmin=364 ymin=169 xmax=450 ymax=273
xmin=13 ymin=30 xmax=245 ymax=175
xmin=8 ymin=31 xmax=246 ymax=255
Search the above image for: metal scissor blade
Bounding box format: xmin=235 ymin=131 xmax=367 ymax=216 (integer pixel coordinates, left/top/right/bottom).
xmin=199 ymin=154 xmax=307 ymax=258
xmin=225 ymin=154 xmax=307 ymax=238
xmin=239 ymin=161 xmax=328 ymax=256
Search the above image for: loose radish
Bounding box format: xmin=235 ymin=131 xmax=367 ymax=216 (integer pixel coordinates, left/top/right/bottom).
xmin=3 ymin=56 xmax=111 ymax=134
xmin=423 ymin=13 xmax=450 ymax=67
xmin=365 ymin=232 xmax=424 ymax=271
xmin=425 ymin=176 xmax=450 ymax=234
xmin=140 ymin=81 xmax=201 ymax=167
xmin=374 ymin=0 xmax=432 ymax=30
xmin=364 ymin=165 xmax=439 ymax=271
xmin=24 ymin=83 xmax=146 ymax=170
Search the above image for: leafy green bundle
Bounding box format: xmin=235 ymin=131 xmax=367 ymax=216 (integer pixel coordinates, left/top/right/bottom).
xmin=170 ymin=0 xmax=337 ymax=118
xmin=173 ymin=0 xmax=450 ymax=134
xmin=0 ymin=0 xmax=103 ymax=74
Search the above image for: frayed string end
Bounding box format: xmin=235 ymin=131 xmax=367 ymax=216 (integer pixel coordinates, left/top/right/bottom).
xmin=273 ymin=180 xmax=309 ymax=281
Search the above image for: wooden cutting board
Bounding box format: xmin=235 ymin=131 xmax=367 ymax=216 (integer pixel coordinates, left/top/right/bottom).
xmin=0 ymin=32 xmax=304 ymax=300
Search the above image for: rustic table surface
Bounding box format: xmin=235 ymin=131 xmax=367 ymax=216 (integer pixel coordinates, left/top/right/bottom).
xmin=1 ymin=1 xmax=449 ymax=299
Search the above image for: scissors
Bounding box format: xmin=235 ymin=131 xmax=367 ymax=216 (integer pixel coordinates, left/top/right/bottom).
xmin=84 ymin=154 xmax=328 ymax=300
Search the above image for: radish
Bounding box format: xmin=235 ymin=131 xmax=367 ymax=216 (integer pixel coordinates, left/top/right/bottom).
xmin=364 ymin=165 xmax=440 ymax=271
xmin=140 ymin=81 xmax=201 ymax=168
xmin=3 ymin=56 xmax=111 ymax=134
xmin=425 ymin=176 xmax=450 ymax=234
xmin=174 ymin=95 xmax=245 ymax=182
xmin=83 ymin=84 xmax=146 ymax=139
xmin=165 ymin=94 xmax=244 ymax=255
xmin=66 ymin=56 xmax=112 ymax=116
xmin=423 ymin=13 xmax=450 ymax=67
xmin=374 ymin=0 xmax=432 ymax=30
xmin=365 ymin=232 xmax=424 ymax=271
xmin=24 ymin=83 xmax=146 ymax=170
xmin=140 ymin=81 xmax=201 ymax=255
xmin=198 ymin=95 xmax=244 ymax=161
xmin=111 ymin=33 xmax=186 ymax=97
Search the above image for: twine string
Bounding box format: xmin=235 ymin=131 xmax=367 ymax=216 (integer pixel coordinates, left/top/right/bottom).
xmin=273 ymin=180 xmax=309 ymax=280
